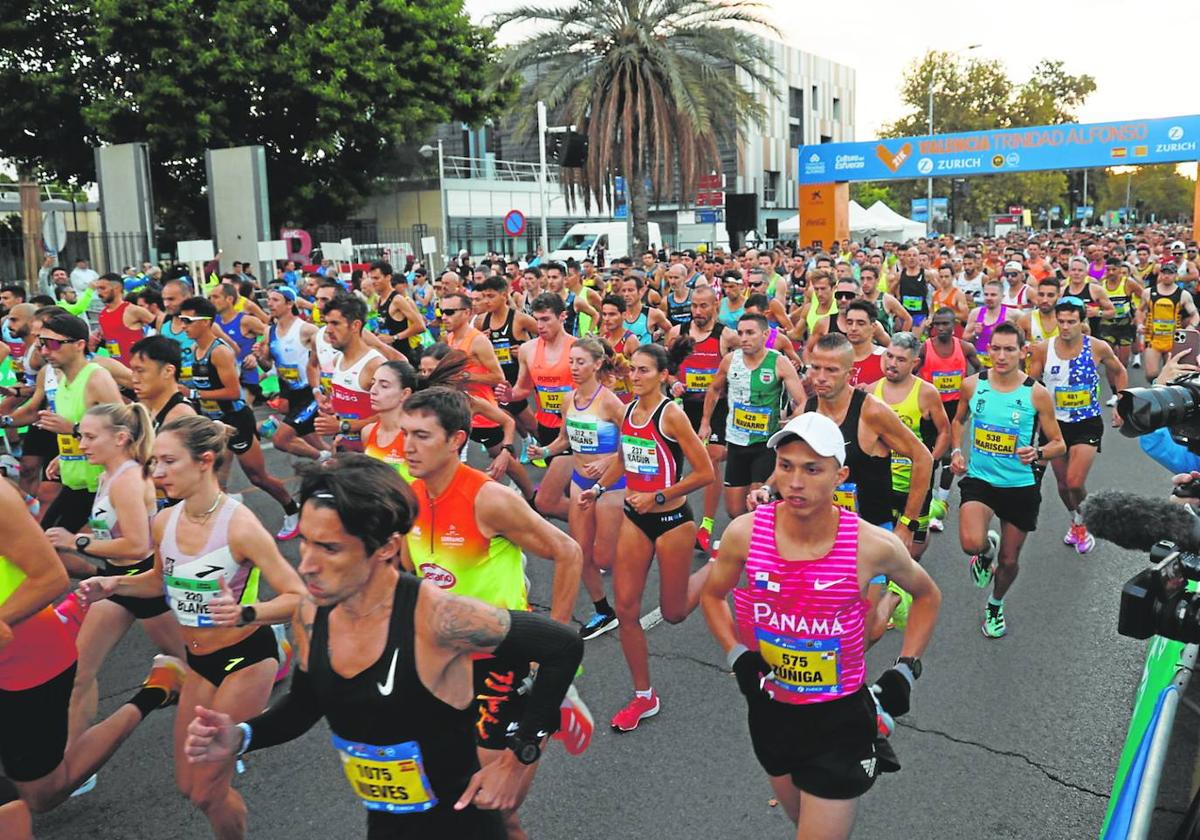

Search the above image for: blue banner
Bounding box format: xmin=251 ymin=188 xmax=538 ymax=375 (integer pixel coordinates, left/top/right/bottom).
xmin=798 ymin=114 xmax=1200 ymax=184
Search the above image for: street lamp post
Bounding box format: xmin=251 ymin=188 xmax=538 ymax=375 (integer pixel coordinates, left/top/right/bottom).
xmin=927 ymin=44 xmax=981 ymax=236
xmin=419 ymin=140 xmax=450 ymax=270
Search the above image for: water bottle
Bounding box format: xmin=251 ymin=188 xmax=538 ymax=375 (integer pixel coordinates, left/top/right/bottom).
xmin=260 ymin=415 xmax=280 ymax=440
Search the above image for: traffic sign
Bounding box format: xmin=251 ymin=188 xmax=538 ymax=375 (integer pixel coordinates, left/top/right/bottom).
xmin=504 ymin=209 xmax=526 ymax=237
xmin=42 ymin=211 xmax=67 ymax=253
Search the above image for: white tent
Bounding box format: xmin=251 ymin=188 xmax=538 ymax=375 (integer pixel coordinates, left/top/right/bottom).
xmin=864 ymin=201 xmax=927 ymax=242
xmin=778 ymin=200 xmax=874 ymax=237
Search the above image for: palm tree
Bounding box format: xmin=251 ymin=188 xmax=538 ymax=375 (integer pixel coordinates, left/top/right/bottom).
xmin=492 ymin=0 xmax=779 ymax=255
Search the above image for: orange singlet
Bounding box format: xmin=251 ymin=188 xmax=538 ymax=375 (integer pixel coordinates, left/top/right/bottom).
xmin=364 ymin=422 xmax=412 ymax=483
xmin=450 ymin=325 xmax=498 ymax=429
xmin=531 ymin=335 xmax=576 ymax=429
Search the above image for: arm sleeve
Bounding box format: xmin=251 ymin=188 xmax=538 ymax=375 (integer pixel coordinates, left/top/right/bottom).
xmin=244 ymin=668 xmax=323 ymax=753
xmin=61 ymin=288 xmax=95 ymax=316
xmin=491 ymin=611 xmax=583 ymax=739
xmin=1138 ymin=428 xmax=1200 ymax=475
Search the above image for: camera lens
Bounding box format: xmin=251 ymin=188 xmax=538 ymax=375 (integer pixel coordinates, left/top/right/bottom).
xmin=1116 ymin=385 xmax=1200 ymax=437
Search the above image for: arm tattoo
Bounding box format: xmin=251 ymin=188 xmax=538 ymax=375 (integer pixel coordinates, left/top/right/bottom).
xmin=434 ymin=595 xmax=512 ymax=652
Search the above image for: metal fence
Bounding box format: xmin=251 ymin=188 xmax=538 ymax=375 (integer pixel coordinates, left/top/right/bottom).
xmin=0 ymin=231 xmax=151 ymax=288
xmin=308 ymin=225 xmax=443 ymax=264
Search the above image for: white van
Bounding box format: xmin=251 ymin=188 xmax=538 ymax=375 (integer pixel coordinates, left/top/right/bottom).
xmin=548 ymin=221 xmax=662 ymax=264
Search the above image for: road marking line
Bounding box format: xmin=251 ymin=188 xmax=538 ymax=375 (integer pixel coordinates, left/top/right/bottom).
xmin=640 ymin=608 xmax=663 ymax=631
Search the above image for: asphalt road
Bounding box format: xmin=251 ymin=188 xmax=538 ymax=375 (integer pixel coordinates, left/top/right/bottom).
xmin=31 ymin=385 xmax=1200 ymax=840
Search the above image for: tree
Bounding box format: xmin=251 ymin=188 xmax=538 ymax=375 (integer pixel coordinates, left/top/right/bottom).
xmin=0 ymin=0 xmax=511 ymax=236
xmin=877 ymin=51 xmax=1096 ymax=227
xmin=1094 ymin=166 xmax=1196 ymax=222
xmin=491 ymin=0 xmax=778 ymax=255
xmin=850 ymin=182 xmax=898 ymax=212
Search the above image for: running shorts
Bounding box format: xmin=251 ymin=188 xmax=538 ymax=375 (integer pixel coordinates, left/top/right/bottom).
xmin=0 ymin=663 xmax=74 ymax=781
xmin=683 ymin=398 xmax=727 ymax=446
xmin=959 ymin=476 xmax=1041 ymax=533
xmin=104 ymin=555 xmax=170 ymax=619
xmin=724 ymin=442 xmax=776 ymax=488
xmin=222 ymin=406 xmax=259 ymax=455
xmin=186 ymin=625 xmax=279 ymax=688
xmin=623 ymin=501 xmax=695 ymax=542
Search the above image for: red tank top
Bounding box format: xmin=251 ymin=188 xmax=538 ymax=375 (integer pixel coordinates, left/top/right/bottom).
xmin=98 ymin=301 xmax=144 ymax=364
xmin=331 ymin=348 xmax=381 ymax=443
xmin=920 ymin=338 xmax=967 ymax=402
xmin=620 ymin=398 xmax=683 ymax=493
xmin=850 ymin=348 xmax=884 ymax=387
xmin=450 ymin=325 xmax=498 ymax=429
xmin=531 ymin=335 xmax=575 ymax=428
xmin=678 ymin=324 xmax=724 ymax=403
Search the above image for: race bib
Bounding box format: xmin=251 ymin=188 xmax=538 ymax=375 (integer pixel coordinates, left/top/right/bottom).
xmin=180 ymin=364 xmax=193 ymax=380
xmin=104 ymin=339 xmax=121 ymax=357
xmin=731 ymin=402 xmax=772 ymax=435
xmin=973 ymin=422 xmax=1018 ymax=457
xmin=320 ymin=373 xmax=334 ymax=393
xmin=1112 ymin=299 xmax=1131 ymax=318
xmin=199 ymin=399 xmax=222 ymax=417
xmin=931 ymin=369 xmax=962 ymax=395
xmin=87 ymin=517 xmax=112 ymax=541
xmin=279 ymin=365 xmax=301 ymax=384
xmin=1054 ymin=387 xmax=1092 ymax=410
xmin=978 ymin=353 xmax=993 ymax=368
xmin=756 ymin=629 xmax=841 ymax=696
xmin=833 ymin=481 xmax=858 ymax=512
xmin=163 ymin=574 xmax=220 ymax=627
xmin=332 ymin=736 xmax=437 ymax=814
xmin=901 ymin=294 xmax=924 ymax=312
xmin=58 ymin=434 xmax=85 ymax=461
xmin=494 ymin=341 xmax=512 ymax=364
xmin=566 ymin=416 xmax=600 ymax=453
xmin=621 ymin=434 xmax=659 ymax=475
xmin=1152 ymin=319 xmax=1175 ymax=338
xmin=684 ymin=368 xmax=716 ymax=393
xmin=536 ymin=384 xmax=570 ymax=415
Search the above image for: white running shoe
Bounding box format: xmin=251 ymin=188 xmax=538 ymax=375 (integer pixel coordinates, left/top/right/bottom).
xmin=276 ymin=511 xmax=300 ymax=540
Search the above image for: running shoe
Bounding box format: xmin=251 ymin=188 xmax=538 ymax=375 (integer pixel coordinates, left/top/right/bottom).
xmin=869 ymin=685 xmax=894 ymax=738
xmin=266 ymin=396 xmax=288 ymax=412
xmin=1063 ymin=523 xmax=1087 ymax=546
xmin=696 ymin=524 xmax=713 ymax=555
xmin=969 ymin=530 xmax=999 ymax=589
xmin=276 ymin=511 xmax=300 ymax=540
xmin=54 ymin=592 xmax=88 ymax=637
xmin=317 ymin=450 xmax=334 ymax=463
xmin=928 ymin=517 xmax=944 ymax=533
xmin=1106 ymin=395 xmax=1118 ymax=407
xmin=70 ymin=773 xmax=98 ymax=798
xmin=1131 ymin=353 xmax=1142 ymax=369
xmin=981 ymin=602 xmax=1006 ymax=639
xmin=579 ymin=611 xmax=619 ymax=640
xmin=886 ymin=582 xmax=912 ymax=631
xmin=610 ymin=691 xmax=660 ymax=732
xmin=272 ymin=624 xmax=294 ymax=683
xmin=554 ymin=684 xmax=594 ymax=755
xmin=142 ymin=654 xmax=187 ymax=708
xmin=1074 ymin=526 xmax=1096 ymax=555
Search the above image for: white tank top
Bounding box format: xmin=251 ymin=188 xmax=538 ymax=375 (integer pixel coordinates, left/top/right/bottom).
xmin=332 ymin=347 xmax=383 ymax=400
xmin=159 ymin=496 xmax=257 ymax=627
xmin=89 ymin=459 xmax=144 ymax=541
xmin=270 ymin=319 xmax=311 ymax=390
xmin=315 ymin=326 xmax=340 ymax=392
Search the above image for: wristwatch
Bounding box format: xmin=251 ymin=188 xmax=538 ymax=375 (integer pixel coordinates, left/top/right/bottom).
xmin=339 ymin=420 xmax=352 ymax=434
xmin=0 ymin=415 xmax=11 ymax=428
xmin=188 ymin=388 xmax=200 ymax=402
xmin=591 ymin=482 xmax=607 ymax=498
xmin=72 ymin=422 xmax=81 ymax=438
xmin=508 ymin=732 xmax=545 ymax=766
xmin=895 ymin=656 xmax=922 ymax=680
xmin=897 ymin=514 xmax=919 ymax=531
xmin=501 ymin=443 xmax=517 ymax=456
xmin=654 ymin=491 xmax=668 ymax=505
xmin=239 ymin=605 xmax=258 ymax=626
xmin=1034 ymin=446 xmax=1045 ymax=461
xmin=75 ymin=535 xmax=92 ymax=553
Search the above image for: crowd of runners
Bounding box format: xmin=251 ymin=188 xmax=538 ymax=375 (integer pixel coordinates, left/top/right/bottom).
xmin=0 ymin=224 xmax=1196 ymax=839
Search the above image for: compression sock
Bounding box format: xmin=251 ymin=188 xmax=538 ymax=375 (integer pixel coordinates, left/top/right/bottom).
xmin=127 ymin=687 xmax=169 ymax=720
xmin=635 ymin=688 xmax=654 ymax=700
xmin=594 ymin=598 xmax=613 ymax=616
xmin=987 ymin=596 xmax=1004 ymax=608
xmin=1072 ymin=509 xmax=1084 ymax=525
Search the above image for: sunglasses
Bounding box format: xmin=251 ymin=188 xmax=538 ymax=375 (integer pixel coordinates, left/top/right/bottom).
xmin=36 ymin=335 xmax=79 ymax=350
xmin=834 ymin=291 xmax=857 ymax=300
xmin=177 ymin=315 xmax=212 ymax=324
xmin=439 ymin=308 xmax=465 ymax=316
xmin=1004 ymin=271 xmax=1021 ymax=278
xmin=748 ymin=281 xmax=764 ymax=288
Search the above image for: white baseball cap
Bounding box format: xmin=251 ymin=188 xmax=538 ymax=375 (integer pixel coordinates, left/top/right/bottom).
xmin=766 ymin=413 xmax=846 ymax=465
xmin=1003 ymin=261 xmax=1024 ymax=273
xmin=1171 ymin=240 xmax=1186 ymax=252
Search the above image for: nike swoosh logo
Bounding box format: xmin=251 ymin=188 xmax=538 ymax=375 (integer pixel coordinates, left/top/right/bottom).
xmin=814 ymin=578 xmax=847 ymax=591
xmin=377 ymin=649 xmax=399 ymax=696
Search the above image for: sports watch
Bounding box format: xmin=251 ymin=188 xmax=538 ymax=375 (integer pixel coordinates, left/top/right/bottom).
xmin=895 ymin=656 xmax=922 ymax=680
xmin=508 ymin=732 xmax=545 ymax=765
xmin=654 ymin=491 xmax=668 ymax=505
xmin=75 ymin=535 xmax=92 ymax=553
xmin=896 ymin=514 xmax=919 ymax=531
xmin=239 ymin=605 xmax=258 ymax=626
xmin=339 ymin=420 xmax=352 ymax=434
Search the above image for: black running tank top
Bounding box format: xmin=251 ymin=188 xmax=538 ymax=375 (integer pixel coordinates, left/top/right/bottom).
xmin=308 ymin=574 xmax=494 ymax=836
xmin=806 ymin=389 xmax=894 ymax=526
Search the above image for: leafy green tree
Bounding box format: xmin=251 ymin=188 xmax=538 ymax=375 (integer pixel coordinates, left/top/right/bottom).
xmin=0 ymin=0 xmax=511 ymax=235
xmin=876 ymin=51 xmax=1095 ymax=227
xmin=1095 ymin=166 xmax=1196 ymax=222
xmin=491 ymin=0 xmax=778 ymax=254
xmin=850 ymin=182 xmax=898 ymax=212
